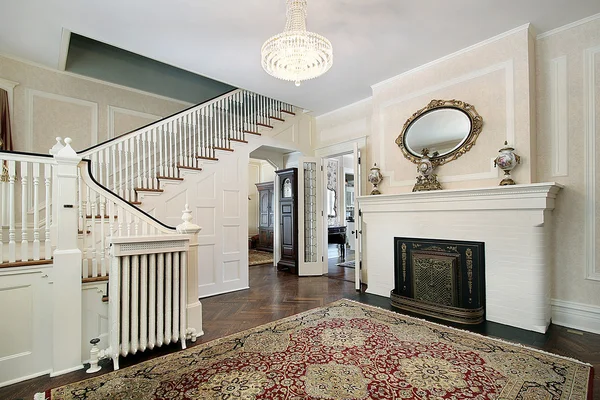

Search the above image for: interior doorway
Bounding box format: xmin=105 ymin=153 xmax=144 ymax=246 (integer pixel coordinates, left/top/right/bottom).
xmin=325 ymin=154 xmax=356 ymax=284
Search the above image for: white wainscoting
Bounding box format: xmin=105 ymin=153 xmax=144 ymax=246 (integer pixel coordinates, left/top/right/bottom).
xmin=0 ymin=266 xmax=52 ymax=388
xmin=551 ymin=299 xmax=600 ymax=335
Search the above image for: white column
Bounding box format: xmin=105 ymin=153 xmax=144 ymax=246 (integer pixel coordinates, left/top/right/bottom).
xmin=51 ymin=137 xmax=84 ymax=376
xmin=176 ymin=204 xmax=203 ymax=339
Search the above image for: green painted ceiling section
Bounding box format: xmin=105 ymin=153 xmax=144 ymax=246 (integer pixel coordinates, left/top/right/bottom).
xmin=66 ymin=33 xmax=235 ymax=104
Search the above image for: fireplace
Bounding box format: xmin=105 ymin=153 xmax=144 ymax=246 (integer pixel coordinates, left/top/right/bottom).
xmin=357 ymin=183 xmax=562 ymax=333
xmin=391 ymin=237 xmax=485 ymax=324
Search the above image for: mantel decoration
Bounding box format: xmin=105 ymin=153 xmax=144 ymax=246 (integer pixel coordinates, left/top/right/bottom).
xmin=413 ymin=148 xmax=442 ymax=192
xmin=396 ymin=99 xmax=483 ymax=192
xmin=494 ymin=141 xmax=521 ymax=185
xmin=368 ymin=163 xmax=383 ymax=195
xmin=261 ymin=0 xmax=333 ymax=87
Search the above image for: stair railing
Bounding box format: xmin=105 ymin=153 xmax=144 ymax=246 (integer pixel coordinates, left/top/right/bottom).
xmin=78 ymin=89 xmax=294 ymax=204
xmin=0 ymin=150 xmax=54 ymax=263
xmin=77 ymin=157 xmax=179 ymax=280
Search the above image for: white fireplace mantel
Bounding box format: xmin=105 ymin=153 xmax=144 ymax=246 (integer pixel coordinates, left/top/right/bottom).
xmin=357 ymin=182 xmax=563 ymax=333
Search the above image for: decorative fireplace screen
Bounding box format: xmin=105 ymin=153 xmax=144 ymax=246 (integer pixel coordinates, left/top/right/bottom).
xmin=391 ymin=237 xmax=485 ymax=324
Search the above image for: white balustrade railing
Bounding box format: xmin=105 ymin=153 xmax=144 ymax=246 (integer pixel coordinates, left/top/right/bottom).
xmin=78 ymin=90 xmax=294 ymax=203
xmin=77 ymin=159 xmax=178 ymax=280
xmin=0 ymin=151 xmax=54 ymax=263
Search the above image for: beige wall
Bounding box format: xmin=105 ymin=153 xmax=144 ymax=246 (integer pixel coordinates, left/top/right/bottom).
xmin=315 ymin=17 xmax=600 ymax=314
xmin=0 ymin=54 xmax=189 ymax=153
xmin=536 ymin=17 xmax=600 ymax=306
xmin=370 ymin=26 xmax=535 ymax=193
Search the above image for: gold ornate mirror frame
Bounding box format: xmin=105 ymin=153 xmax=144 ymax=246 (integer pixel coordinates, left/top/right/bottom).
xmin=395 ymin=99 xmax=483 ymax=167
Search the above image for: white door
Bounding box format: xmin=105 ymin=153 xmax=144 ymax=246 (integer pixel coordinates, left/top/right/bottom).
xmin=353 ymin=143 xmax=363 ymax=290
xmin=0 ymin=268 xmax=52 ymax=387
xmin=297 ymin=157 xmax=325 ymax=276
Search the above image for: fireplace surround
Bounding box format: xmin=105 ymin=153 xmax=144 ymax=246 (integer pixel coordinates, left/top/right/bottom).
xmin=357 ymin=183 xmax=562 ymax=333
xmin=391 ymin=237 xmax=485 ymax=324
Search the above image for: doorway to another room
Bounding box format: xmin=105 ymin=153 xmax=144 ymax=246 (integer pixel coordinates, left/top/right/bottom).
xmin=326 ymin=154 xmax=356 ymax=284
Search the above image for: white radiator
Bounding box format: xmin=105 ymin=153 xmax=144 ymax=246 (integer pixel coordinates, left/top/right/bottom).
xmin=107 ymin=236 xmax=190 ymax=370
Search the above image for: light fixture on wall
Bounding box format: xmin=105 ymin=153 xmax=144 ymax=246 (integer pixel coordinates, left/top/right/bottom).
xmin=261 ymin=0 xmax=333 ymax=87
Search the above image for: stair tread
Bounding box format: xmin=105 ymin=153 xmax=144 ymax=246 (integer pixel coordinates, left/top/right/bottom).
xmin=257 ymin=122 xmax=274 ymax=129
xmin=281 ymin=109 xmax=296 ymax=115
xmin=230 ymin=138 xmax=249 ymax=143
xmin=86 ymin=215 xmax=116 ymax=219
xmin=135 ymin=188 xmax=164 ymax=192
xmin=214 ymin=147 xmax=234 ymax=152
xmin=82 ymin=275 xmax=109 ymax=283
xmin=269 ymin=116 xmax=285 ymax=122
xmin=177 ymin=165 xmax=203 ymax=171
xmin=0 ymin=259 xmax=53 ymax=269
xmin=197 ymin=156 xmax=219 ymax=161
xmin=129 ymin=201 xmax=142 ymax=205
xmin=243 ymin=130 xmax=261 ymax=136
xmin=157 ymin=175 xmax=184 ymax=181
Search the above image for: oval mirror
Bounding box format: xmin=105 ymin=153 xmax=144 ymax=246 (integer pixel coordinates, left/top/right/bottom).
xmin=395 ymin=100 xmax=483 ymax=166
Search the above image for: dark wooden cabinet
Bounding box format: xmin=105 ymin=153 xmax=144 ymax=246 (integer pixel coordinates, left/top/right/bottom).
xmin=276 ymin=168 xmax=298 ymax=274
xmin=255 ymin=182 xmax=274 ymax=252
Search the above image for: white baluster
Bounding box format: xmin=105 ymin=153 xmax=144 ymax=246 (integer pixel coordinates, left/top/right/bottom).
xmin=200 ymin=109 xmax=206 ymax=158
xmin=32 ymin=163 xmax=40 ymax=260
xmin=136 ymin=135 xmax=142 ymax=191
xmin=129 ymin=138 xmax=135 ymax=200
xmin=44 ymin=164 xmax=51 ymax=260
xmin=169 ymin=121 xmax=174 ymax=176
xmin=152 ymin=128 xmax=159 ymax=186
xmin=117 ymin=142 xmax=124 ymax=198
xmin=20 ymin=162 xmax=28 ymax=262
xmin=158 ymin=126 xmax=164 ymax=177
xmin=91 ymin=193 xmax=97 ymax=277
xmin=8 ymin=160 xmax=16 ymax=262
xmin=178 ymin=118 xmax=183 ymax=167
xmin=99 ymin=197 xmax=106 ymax=276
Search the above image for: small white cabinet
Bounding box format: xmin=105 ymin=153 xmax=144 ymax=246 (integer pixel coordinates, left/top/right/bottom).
xmin=0 ymin=266 xmax=52 ymax=386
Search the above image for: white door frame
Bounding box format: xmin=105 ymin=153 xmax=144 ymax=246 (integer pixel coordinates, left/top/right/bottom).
xmin=315 ymin=137 xmax=367 ymax=289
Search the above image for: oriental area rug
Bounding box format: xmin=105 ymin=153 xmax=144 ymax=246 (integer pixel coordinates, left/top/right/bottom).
xmin=45 ymin=300 xmax=593 ymax=400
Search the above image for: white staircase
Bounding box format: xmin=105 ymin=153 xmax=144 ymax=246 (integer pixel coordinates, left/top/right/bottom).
xmin=0 ymin=88 xmax=307 ymax=387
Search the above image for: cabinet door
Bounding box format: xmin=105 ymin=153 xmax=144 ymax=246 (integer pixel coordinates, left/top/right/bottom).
xmin=0 ymin=269 xmax=52 ymax=386
xmin=259 ymin=190 xmax=270 ymax=228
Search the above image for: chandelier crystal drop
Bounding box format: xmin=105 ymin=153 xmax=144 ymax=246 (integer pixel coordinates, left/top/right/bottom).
xmin=261 ymin=0 xmax=333 ymax=86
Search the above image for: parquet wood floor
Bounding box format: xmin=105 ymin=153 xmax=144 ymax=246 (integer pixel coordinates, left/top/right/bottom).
xmin=1 ymin=263 xmax=598 ymax=399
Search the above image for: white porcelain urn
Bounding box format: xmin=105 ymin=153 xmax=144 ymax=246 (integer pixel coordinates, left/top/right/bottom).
xmin=494 ymin=141 xmax=521 ymax=185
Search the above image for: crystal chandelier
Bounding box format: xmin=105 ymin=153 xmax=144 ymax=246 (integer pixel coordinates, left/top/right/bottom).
xmin=261 ymin=0 xmax=333 ymax=86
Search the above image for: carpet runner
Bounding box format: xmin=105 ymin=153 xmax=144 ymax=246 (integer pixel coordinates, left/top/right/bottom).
xmin=46 ymin=299 xmax=593 ymax=399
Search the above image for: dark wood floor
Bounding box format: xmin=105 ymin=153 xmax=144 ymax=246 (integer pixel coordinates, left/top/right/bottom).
xmin=1 ymin=263 xmax=598 ymax=399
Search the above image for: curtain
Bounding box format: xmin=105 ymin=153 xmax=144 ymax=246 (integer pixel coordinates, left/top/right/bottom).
xmin=0 ymin=88 xmax=13 ymax=151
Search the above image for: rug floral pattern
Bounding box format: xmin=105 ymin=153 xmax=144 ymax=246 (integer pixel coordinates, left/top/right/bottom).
xmin=48 ymin=300 xmax=592 ymax=400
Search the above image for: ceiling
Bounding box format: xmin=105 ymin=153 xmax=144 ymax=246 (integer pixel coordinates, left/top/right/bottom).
xmin=1 ymin=0 xmax=599 ymax=115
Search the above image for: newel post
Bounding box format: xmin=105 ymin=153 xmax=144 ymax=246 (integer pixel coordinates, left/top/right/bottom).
xmin=176 ymin=204 xmax=203 ymax=339
xmin=49 ymin=137 xmax=64 ymax=245
xmin=51 ymin=138 xmax=83 ymax=376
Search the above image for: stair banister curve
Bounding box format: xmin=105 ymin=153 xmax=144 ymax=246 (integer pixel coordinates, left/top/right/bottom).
xmin=76 ymin=88 xmax=295 ymax=205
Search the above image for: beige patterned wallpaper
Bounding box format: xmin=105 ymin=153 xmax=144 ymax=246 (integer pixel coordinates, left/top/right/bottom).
xmin=536 ymin=17 xmax=600 ymax=307
xmin=0 ymin=54 xmax=188 ymax=153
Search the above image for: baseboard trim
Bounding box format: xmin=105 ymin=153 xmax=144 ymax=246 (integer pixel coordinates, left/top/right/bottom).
xmin=0 ymin=369 xmax=51 ymax=388
xmin=551 ymin=298 xmax=600 ymax=335
xmin=50 ymin=364 xmax=84 ymax=377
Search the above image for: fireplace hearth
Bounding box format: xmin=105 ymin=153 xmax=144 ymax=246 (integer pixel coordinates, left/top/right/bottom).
xmin=391 ymin=237 xmax=485 ymax=324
